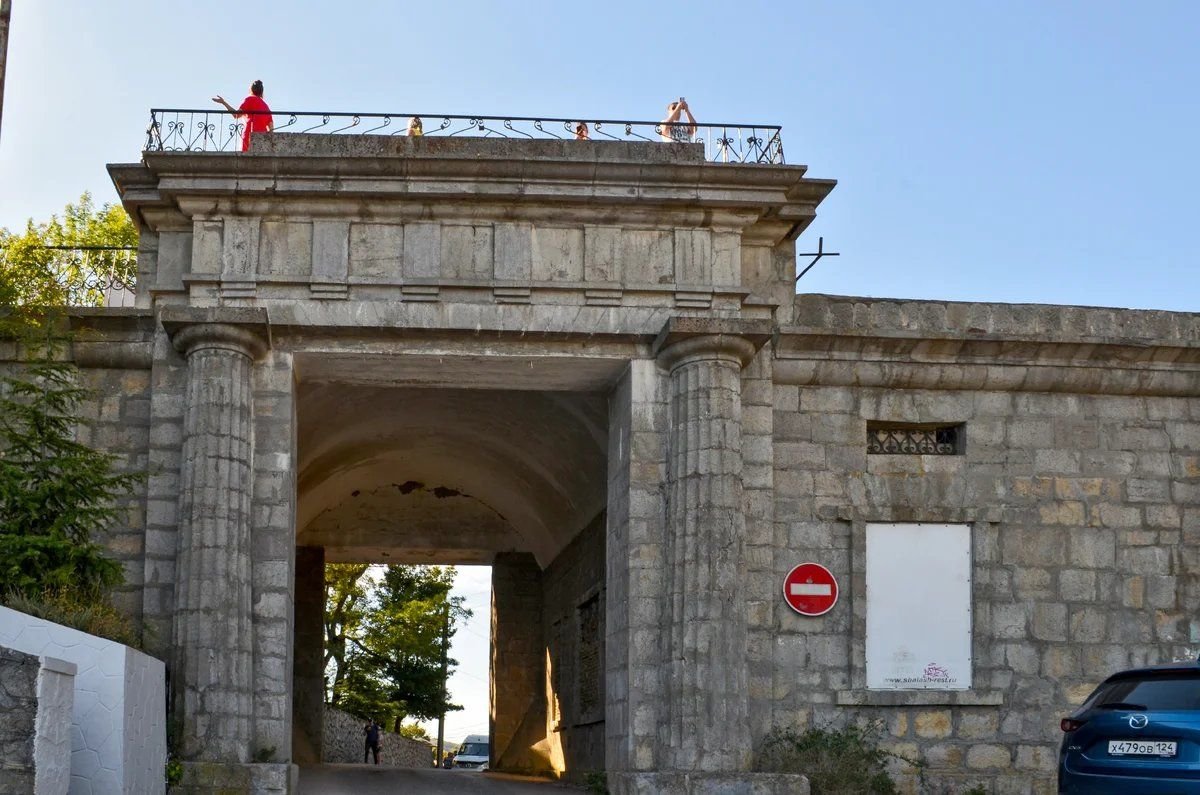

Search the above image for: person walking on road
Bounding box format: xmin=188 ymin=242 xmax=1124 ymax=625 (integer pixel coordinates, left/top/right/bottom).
xmin=363 ymin=719 xmax=382 ymax=765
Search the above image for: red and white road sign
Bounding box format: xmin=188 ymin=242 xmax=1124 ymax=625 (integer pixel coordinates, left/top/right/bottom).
xmin=783 ymin=562 xmax=839 ymax=616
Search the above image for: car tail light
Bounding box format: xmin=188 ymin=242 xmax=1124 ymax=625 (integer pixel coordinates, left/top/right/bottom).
xmin=1061 ymin=717 xmax=1088 ymax=732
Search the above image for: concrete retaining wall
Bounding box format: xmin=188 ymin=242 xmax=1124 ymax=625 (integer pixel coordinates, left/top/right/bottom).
xmin=0 ymin=607 xmax=166 ymax=794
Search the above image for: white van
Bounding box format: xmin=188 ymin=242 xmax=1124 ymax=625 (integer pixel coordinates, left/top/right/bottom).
xmin=454 ymin=735 xmax=489 ymax=771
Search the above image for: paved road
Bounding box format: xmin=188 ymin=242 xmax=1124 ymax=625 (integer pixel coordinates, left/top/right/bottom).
xmin=297 ymin=765 xmax=588 ymax=794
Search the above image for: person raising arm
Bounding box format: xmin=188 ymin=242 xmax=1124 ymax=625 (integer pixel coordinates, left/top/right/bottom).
xmin=660 ymin=98 xmax=696 ymax=143
xmin=213 ymin=79 xmax=274 ymax=152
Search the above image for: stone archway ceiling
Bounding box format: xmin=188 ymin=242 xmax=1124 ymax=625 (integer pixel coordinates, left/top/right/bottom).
xmin=297 ymin=384 xmax=608 ymax=567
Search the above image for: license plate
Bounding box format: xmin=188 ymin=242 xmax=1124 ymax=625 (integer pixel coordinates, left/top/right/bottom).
xmin=1108 ymin=740 xmax=1177 ymax=757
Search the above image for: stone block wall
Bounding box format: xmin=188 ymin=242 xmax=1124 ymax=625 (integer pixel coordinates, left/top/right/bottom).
xmin=543 ymin=510 xmax=607 ymax=780
xmin=0 ymin=646 xmax=76 ymax=795
xmin=140 ymin=330 xmax=188 ymax=660
xmin=766 ymin=295 xmax=1200 ymax=794
xmin=0 ymin=606 xmax=166 ymax=795
xmin=491 ymin=552 xmax=548 ymax=774
xmin=321 ymin=707 xmax=433 ymax=768
xmin=72 ymin=360 xmax=152 ymax=628
xmin=0 ymin=646 xmax=38 ymax=794
xmin=604 ymin=360 xmax=669 ymax=775
xmin=249 ymin=349 xmax=298 ymax=762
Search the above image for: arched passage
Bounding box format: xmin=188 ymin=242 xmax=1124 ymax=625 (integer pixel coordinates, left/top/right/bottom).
xmin=291 ymin=378 xmax=610 ymax=779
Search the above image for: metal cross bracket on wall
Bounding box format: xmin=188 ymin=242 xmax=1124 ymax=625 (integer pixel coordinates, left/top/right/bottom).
xmin=795 ymin=237 xmax=840 ymax=282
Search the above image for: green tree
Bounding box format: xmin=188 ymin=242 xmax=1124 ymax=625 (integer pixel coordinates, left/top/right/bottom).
xmin=324 ymin=564 xmax=472 ymax=731
xmin=324 ymin=563 xmax=371 ymax=706
xmin=0 ymin=191 xmax=137 ymax=331
xmin=0 ymin=193 xmax=140 ymax=626
xmin=368 ymin=565 xmax=471 ymax=722
xmin=0 ymin=345 xmax=141 ymax=597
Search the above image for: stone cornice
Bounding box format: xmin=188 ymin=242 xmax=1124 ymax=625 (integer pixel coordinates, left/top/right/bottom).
xmin=68 ymin=308 xmax=156 ymax=370
xmin=161 ymin=306 xmax=271 ymax=361
xmin=110 ymin=137 xmax=835 ymax=245
xmin=775 ymin=325 xmax=1200 ymax=397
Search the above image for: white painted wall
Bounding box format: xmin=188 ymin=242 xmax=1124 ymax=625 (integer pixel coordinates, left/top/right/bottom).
xmin=0 ymin=607 xmax=166 ymax=794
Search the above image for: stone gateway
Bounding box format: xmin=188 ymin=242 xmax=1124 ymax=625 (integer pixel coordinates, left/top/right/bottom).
xmin=8 ymin=132 xmax=1195 ymax=794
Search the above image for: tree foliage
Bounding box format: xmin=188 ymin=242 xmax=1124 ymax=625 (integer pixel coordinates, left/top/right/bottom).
xmin=0 ymin=194 xmax=140 ymax=605
xmin=324 ymin=564 xmax=472 ymax=731
xmin=0 ymin=191 xmax=137 ymax=332
xmin=0 ymin=352 xmax=139 ymax=597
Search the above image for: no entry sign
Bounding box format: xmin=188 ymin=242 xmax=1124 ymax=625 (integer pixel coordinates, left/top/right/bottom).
xmin=783 ymin=562 xmax=839 ymax=616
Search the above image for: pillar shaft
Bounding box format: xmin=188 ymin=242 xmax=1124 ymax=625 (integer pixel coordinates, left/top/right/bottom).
xmin=490 ymin=551 xmax=550 ymax=775
xmin=171 ymin=322 xmax=266 ymax=763
xmin=659 ymin=334 xmax=757 ymax=772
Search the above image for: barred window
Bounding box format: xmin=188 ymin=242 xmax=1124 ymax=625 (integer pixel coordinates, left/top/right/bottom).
xmin=867 ymin=422 xmax=963 ymax=455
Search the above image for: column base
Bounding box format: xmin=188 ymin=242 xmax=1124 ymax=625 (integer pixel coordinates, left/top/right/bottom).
xmin=173 ymin=761 xmax=298 ymax=794
xmin=609 ymin=771 xmax=810 ymax=795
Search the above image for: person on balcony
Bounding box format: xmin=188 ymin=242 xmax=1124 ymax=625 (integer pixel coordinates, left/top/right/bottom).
xmin=574 ymin=122 xmax=590 ymax=140
xmin=407 ymin=116 xmax=424 ymax=136
xmin=212 ymin=79 xmax=274 ymax=152
xmin=660 ymin=98 xmax=696 ymax=143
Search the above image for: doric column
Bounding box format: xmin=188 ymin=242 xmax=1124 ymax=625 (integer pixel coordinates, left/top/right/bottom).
xmin=656 ymin=327 xmax=761 ymax=773
xmin=164 ymin=309 xmax=269 ymax=764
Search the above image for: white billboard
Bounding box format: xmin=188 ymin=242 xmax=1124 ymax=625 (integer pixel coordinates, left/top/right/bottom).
xmin=865 ymin=523 xmax=972 ymax=690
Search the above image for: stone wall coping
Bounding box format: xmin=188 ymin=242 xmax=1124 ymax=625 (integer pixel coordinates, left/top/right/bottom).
xmin=38 ymin=656 xmax=77 ymax=676
xmin=777 ymin=324 xmax=1200 ymax=364
xmin=252 ymin=133 xmax=712 ymax=164
xmin=67 ymin=309 xmax=156 ymax=370
xmin=835 ymin=690 xmax=1005 ymax=707
xmin=793 ymin=293 xmax=1200 ymax=345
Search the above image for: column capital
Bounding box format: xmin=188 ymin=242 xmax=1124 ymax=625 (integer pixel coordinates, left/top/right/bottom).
xmin=653 ymin=317 xmax=771 ymax=373
xmin=161 ymin=306 xmax=271 ymax=361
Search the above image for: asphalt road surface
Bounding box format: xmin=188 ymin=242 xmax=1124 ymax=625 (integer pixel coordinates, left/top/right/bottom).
xmin=298 ymin=765 xmax=588 ymax=794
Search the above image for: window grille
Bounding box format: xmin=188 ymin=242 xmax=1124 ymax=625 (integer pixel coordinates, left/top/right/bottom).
xmin=867 ymin=424 xmax=962 ymax=455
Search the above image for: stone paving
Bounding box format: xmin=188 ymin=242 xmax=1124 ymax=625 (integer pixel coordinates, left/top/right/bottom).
xmin=297 ymin=765 xmax=587 ymax=794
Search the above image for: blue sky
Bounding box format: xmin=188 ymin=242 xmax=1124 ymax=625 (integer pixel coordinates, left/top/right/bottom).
xmin=3 ymin=1 xmax=1198 ymax=310
xmin=2 ymin=0 xmax=1198 ymax=744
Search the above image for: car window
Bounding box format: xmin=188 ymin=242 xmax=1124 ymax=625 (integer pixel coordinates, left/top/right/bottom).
xmin=1084 ymin=675 xmax=1200 ymax=712
xmin=459 ymin=743 xmax=488 ymax=756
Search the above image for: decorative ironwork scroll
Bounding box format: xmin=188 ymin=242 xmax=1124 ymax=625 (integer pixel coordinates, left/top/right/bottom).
xmin=867 ymin=425 xmax=962 ymax=455
xmin=144 ymin=108 xmax=786 ymax=165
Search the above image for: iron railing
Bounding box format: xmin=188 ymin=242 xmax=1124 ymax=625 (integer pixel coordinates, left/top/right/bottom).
xmin=144 ymin=108 xmax=786 ymax=165
xmin=0 ymin=246 xmax=138 ymax=307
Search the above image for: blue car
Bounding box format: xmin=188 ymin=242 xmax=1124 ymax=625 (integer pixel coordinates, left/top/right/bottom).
xmin=1059 ymin=656 xmax=1200 ymax=793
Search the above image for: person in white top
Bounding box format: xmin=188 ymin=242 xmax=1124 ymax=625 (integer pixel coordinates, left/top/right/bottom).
xmin=660 ymin=98 xmax=697 ymax=143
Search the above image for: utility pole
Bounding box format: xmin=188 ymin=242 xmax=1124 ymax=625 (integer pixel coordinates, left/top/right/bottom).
xmin=0 ymin=0 xmax=11 ymax=142
xmin=435 ymin=601 xmax=450 ymax=766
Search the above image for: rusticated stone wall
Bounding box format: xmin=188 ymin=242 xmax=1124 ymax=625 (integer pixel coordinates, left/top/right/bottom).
xmin=0 ymin=647 xmax=37 ymax=794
